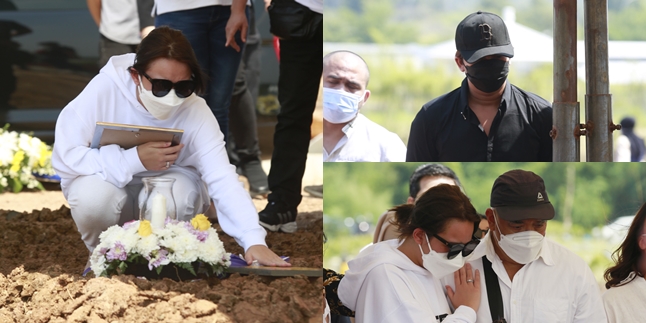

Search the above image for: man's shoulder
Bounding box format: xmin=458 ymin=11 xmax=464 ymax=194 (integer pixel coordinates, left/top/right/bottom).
xmin=358 ymin=114 xmax=403 ymax=142
xmin=545 ymin=238 xmax=589 ymax=268
xmin=418 ymin=87 xmax=463 ymax=117
xmin=509 ymin=84 xmax=552 ymax=110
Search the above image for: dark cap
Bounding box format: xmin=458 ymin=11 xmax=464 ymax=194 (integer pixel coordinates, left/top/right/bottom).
xmin=490 ymin=170 xmax=555 ymax=221
xmin=455 ymin=11 xmax=514 ymax=64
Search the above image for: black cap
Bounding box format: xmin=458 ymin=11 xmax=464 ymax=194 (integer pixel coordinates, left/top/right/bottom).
xmin=490 ymin=170 xmax=555 ymax=221
xmin=455 ymin=11 xmax=514 ymax=64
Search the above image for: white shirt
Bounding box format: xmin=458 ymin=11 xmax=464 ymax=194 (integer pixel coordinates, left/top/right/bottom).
xmin=295 ymin=0 xmax=323 ymax=14
xmin=338 ymin=240 xmax=476 ymax=323
xmin=603 ymin=272 xmax=646 ymax=323
xmin=100 ymin=0 xmax=141 ymax=44
xmin=52 ymin=53 xmax=266 ymax=251
xmin=443 ymin=233 xmax=607 ymax=323
xmin=324 ymin=114 xmax=406 ymax=162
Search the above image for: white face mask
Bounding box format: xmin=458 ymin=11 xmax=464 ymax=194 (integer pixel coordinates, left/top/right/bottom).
xmin=323 ymin=87 xmax=363 ymax=124
xmin=493 ymin=214 xmax=544 ymax=264
xmin=418 ymin=234 xmax=466 ymax=278
xmin=138 ymin=75 xmax=186 ymax=120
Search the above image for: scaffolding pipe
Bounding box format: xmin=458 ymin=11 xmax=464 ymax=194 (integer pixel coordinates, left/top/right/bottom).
xmin=584 ymin=0 xmax=613 ymax=161
xmin=553 ymin=0 xmax=580 ymax=161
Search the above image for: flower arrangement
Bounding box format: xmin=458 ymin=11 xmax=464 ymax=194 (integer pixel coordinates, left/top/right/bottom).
xmin=90 ymin=214 xmax=231 ymax=279
xmin=0 ymin=124 xmax=55 ymax=193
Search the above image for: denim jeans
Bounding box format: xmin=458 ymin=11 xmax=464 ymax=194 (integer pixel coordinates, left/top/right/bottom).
xmin=267 ymin=18 xmax=323 ymax=208
xmin=156 ymin=5 xmax=249 ymax=143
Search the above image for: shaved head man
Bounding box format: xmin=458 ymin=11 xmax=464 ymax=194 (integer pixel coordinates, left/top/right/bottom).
xmin=323 ymin=51 xmax=406 ymax=162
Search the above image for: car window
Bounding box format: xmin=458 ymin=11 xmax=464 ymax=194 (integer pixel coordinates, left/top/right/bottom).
xmin=0 ymin=0 xmax=86 ymax=11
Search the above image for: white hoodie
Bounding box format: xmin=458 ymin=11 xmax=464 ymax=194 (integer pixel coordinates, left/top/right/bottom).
xmin=52 ymin=53 xmax=266 ymax=251
xmin=338 ymin=239 xmax=476 ymax=323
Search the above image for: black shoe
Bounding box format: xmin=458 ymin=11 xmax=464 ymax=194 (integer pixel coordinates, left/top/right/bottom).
xmin=239 ymin=160 xmax=269 ymax=197
xmin=304 ymin=185 xmax=323 ymax=198
xmin=259 ymin=201 xmax=298 ymax=233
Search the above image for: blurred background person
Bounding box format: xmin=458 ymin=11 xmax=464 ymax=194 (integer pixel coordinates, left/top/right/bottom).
xmin=603 ymin=203 xmax=646 ymax=323
xmin=373 ymin=163 xmax=463 ymax=243
xmin=615 ymin=116 xmax=646 ymax=162
xmin=227 ymin=0 xmax=268 ymax=197
xmin=87 ymin=0 xmax=154 ymax=67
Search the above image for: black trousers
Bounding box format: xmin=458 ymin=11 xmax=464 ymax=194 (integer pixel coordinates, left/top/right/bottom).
xmin=267 ymin=20 xmax=322 ymax=208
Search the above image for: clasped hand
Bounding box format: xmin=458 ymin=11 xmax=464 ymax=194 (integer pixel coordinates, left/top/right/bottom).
xmin=137 ymin=141 xmax=183 ymax=171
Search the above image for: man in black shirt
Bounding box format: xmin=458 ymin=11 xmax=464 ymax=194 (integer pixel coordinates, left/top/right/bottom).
xmin=406 ymin=11 xmax=552 ymax=162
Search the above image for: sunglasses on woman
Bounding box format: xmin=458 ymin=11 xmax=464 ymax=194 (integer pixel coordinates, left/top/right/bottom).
xmin=140 ymin=71 xmax=196 ymax=98
xmin=432 ymin=233 xmax=480 ymax=260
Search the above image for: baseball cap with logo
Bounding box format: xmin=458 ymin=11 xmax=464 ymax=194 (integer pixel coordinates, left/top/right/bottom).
xmin=490 ymin=169 xmax=555 ymax=221
xmin=455 ymin=11 xmax=514 ymax=64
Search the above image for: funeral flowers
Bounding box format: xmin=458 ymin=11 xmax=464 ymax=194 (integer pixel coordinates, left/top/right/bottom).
xmin=90 ymin=214 xmax=231 ymax=278
xmin=0 ymin=124 xmax=55 ymax=192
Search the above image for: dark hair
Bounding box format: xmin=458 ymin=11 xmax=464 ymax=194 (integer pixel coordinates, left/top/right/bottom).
xmin=409 ymin=164 xmax=462 ymax=198
xmin=604 ymin=203 xmax=646 ymax=289
xmin=130 ymin=26 xmax=206 ymax=95
xmin=392 ymin=184 xmax=479 ymax=240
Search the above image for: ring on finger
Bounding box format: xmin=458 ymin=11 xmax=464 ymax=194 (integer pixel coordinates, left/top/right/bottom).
xmin=165 ymin=161 xmax=170 ymax=168
xmin=466 ymin=279 xmax=474 ymax=283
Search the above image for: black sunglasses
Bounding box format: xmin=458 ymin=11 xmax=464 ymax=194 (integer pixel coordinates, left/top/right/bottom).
xmin=475 ymin=227 xmax=489 ymax=239
xmin=140 ymin=71 xmax=196 ymax=98
xmin=432 ymin=233 xmax=480 ymax=260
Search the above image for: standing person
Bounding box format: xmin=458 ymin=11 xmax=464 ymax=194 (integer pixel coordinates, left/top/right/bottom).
xmin=444 ymin=169 xmax=606 ymax=323
xmin=323 ymin=50 xmax=406 ymax=162
xmin=603 ymin=203 xmax=646 ymax=323
xmin=258 ymin=0 xmax=322 ymax=233
xmin=339 ymin=184 xmax=482 ymax=323
xmin=86 ymin=0 xmax=155 ymax=67
xmin=153 ymin=0 xmax=250 ymax=143
xmin=614 ymin=116 xmax=646 ymax=162
xmin=406 ymin=11 xmax=552 ymax=162
xmin=228 ymin=0 xmax=268 ymax=197
xmin=52 ymin=27 xmax=288 ymax=271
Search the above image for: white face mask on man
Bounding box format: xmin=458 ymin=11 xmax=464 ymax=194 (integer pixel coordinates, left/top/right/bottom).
xmin=493 ymin=213 xmax=545 ymax=264
xmin=323 ymin=87 xmax=363 ymax=124
xmin=138 ymin=75 xmax=187 ymax=120
xmin=418 ymin=234 xmax=466 ymax=278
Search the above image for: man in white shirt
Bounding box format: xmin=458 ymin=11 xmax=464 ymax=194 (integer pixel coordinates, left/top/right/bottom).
xmin=444 ymin=169 xmax=607 ymax=323
xmin=323 ymin=51 xmax=406 ymax=162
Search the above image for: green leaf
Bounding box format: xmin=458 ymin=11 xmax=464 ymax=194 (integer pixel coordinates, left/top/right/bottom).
xmin=176 ymin=262 xmax=196 ymax=276
xmin=118 ymin=261 xmax=128 ymax=273
xmin=11 ymin=179 xmax=23 ymax=193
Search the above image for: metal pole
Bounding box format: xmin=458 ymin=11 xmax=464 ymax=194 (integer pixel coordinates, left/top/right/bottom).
xmin=584 ymin=0 xmax=613 ymax=161
xmin=553 ymin=0 xmax=580 ymax=161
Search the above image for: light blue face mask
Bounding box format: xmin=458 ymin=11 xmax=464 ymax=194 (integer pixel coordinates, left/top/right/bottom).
xmin=323 ymin=87 xmax=363 ymax=124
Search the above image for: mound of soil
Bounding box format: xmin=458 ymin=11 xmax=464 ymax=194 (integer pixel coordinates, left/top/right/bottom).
xmin=0 ymin=206 xmax=323 ymax=322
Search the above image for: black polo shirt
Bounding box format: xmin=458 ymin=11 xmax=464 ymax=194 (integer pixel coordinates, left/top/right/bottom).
xmin=406 ymin=78 xmax=552 ymax=162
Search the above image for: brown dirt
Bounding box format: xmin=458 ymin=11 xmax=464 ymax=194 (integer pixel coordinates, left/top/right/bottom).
xmin=0 ymin=187 xmax=323 ymax=322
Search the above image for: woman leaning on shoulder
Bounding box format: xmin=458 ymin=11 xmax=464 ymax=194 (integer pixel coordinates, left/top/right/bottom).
xmin=338 ymin=184 xmax=482 ymax=323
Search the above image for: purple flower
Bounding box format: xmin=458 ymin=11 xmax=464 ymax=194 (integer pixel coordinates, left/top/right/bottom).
xmin=146 ymin=249 xmax=169 ymax=270
xmin=106 ymin=242 xmax=127 ymax=261
xmin=184 ymin=222 xmax=208 ymax=242
xmin=98 ymin=247 xmax=108 ymax=255
xmin=122 ymin=220 xmax=137 ymax=230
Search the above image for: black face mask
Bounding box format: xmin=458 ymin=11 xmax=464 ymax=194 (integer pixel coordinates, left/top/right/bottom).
xmin=464 ymin=59 xmax=509 ymax=93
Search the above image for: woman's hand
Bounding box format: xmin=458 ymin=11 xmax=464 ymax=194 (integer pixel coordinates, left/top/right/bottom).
xmin=137 ymin=141 xmax=183 ymax=171
xmin=244 ymin=245 xmax=291 ymax=267
xmin=446 ymin=263 xmax=481 ymax=312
